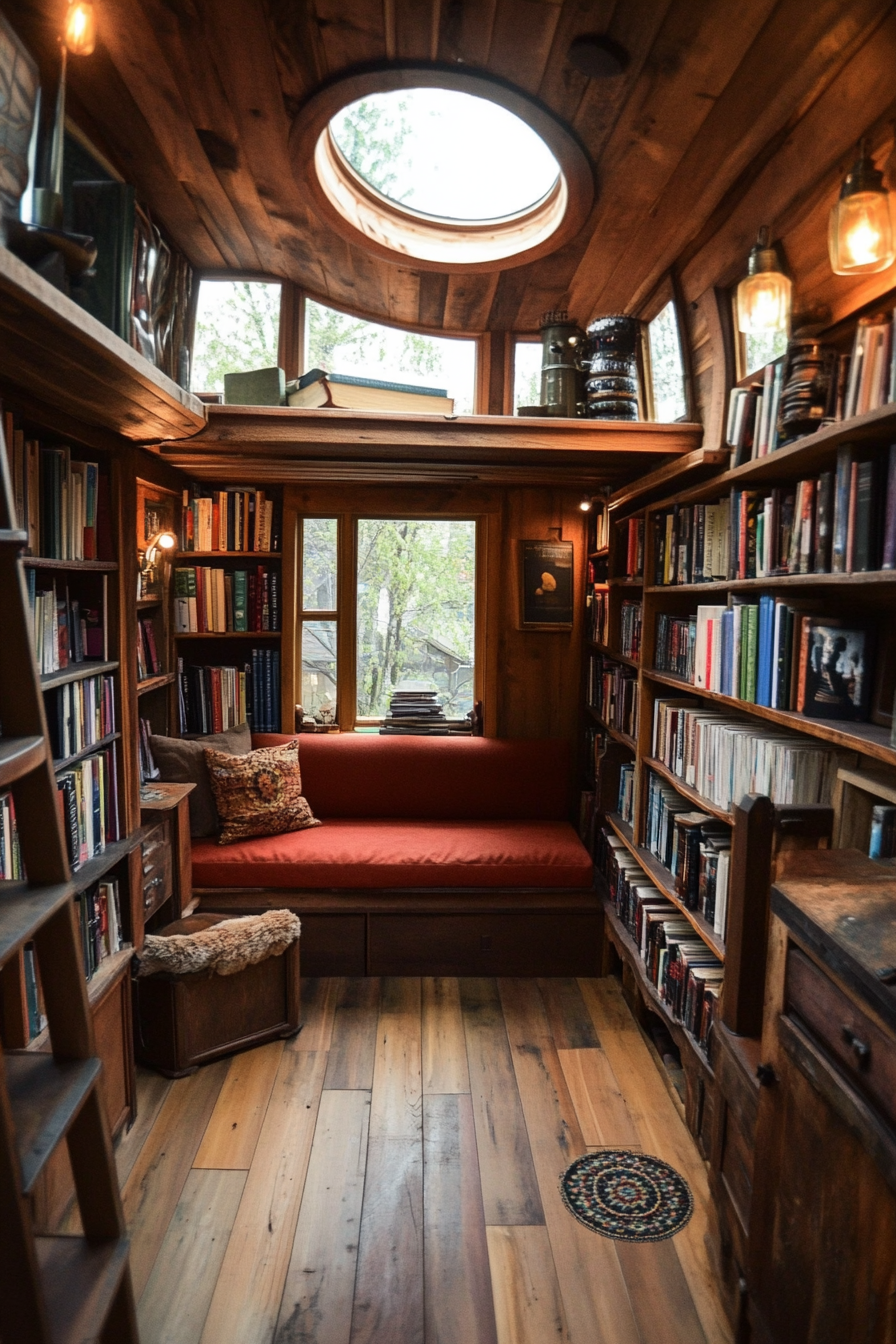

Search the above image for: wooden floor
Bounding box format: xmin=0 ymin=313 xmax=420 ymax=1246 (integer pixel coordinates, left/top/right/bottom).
xmin=110 ymin=977 xmax=733 ymax=1344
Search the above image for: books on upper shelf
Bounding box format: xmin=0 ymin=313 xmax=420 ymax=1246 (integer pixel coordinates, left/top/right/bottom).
xmin=181 ymin=486 xmax=282 ymax=553
xmin=177 ymin=649 xmax=280 ymax=735
xmin=651 ymin=697 xmax=838 ymax=809
xmin=137 ymin=617 xmax=163 ymax=680
xmin=48 ymin=673 xmax=116 ymax=762
xmin=588 ymin=586 xmax=609 ymax=644
xmin=173 ymin=565 xmax=280 ymax=633
xmin=286 ymin=369 xmax=454 ymax=415
xmin=2 ymin=413 xmax=110 ymax=559
xmin=842 ymin=312 xmax=896 ymax=422
xmin=623 ymin=518 xmax=644 ymax=577
xmin=56 ymin=748 xmax=121 ymax=870
xmin=620 ymin=600 xmax=642 ymax=661
xmin=27 ymin=573 xmax=106 ymax=674
xmin=663 ymin=604 xmax=871 ymax=721
xmin=726 ymin=358 xmax=786 ymax=463
xmin=76 ymin=878 xmax=124 ymax=983
xmin=588 ymin=501 xmax=609 ymax=553
xmin=588 ymin=654 xmax=639 ymax=739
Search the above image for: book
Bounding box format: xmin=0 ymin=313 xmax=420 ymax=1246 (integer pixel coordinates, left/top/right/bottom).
xmin=286 ymin=370 xmax=454 ymax=415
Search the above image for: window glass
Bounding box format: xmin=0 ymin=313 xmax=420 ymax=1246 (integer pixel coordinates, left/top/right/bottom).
xmin=648 ymin=301 xmax=688 ymax=422
xmin=304 ymin=299 xmax=477 ymax=416
xmin=191 ymin=280 xmax=281 ymax=394
xmin=744 ymin=328 xmax=788 ymax=378
xmin=514 ymin=341 xmax=542 ymax=411
xmin=301 ymin=621 xmax=338 ymax=719
xmin=302 ymin=518 xmax=338 ymax=611
xmin=356 ymin=519 xmax=476 ymax=720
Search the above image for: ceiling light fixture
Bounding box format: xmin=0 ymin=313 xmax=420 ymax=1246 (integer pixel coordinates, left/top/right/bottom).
xmin=736 ymin=227 xmax=792 ymax=336
xmin=828 ymin=140 xmax=895 ymax=276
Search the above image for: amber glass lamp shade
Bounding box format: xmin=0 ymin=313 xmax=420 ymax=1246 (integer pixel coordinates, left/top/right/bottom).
xmin=736 ymin=228 xmax=792 ymax=335
xmin=828 ymin=148 xmax=895 ymax=275
xmin=64 ymin=1 xmax=96 ymax=55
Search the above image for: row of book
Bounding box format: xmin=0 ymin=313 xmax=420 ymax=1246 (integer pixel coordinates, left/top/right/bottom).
xmin=49 ymin=674 xmax=116 ymax=764
xmin=180 ymin=486 xmax=282 ymax=553
xmin=3 ymin=419 xmax=111 ymax=559
xmin=0 ymin=792 xmax=23 ymax=879
xmin=173 ymin=565 xmax=281 ymax=633
xmin=176 ymin=650 xmax=281 ymax=735
xmin=620 ymin=600 xmax=642 ymax=661
xmin=652 ymin=697 xmax=837 ymax=810
xmin=56 ymin=748 xmax=121 ymax=871
xmin=656 ymin=613 xmax=697 ymax=681
xmin=842 ymin=312 xmax=896 ymax=422
xmin=588 ymin=503 xmax=609 ymax=553
xmin=588 ymin=586 xmax=609 ymax=644
xmin=588 ymin=654 xmax=639 ymax=740
xmin=137 ymin=616 xmax=163 ymax=680
xmin=596 ymin=829 xmax=721 ymax=1052
xmin=28 ymin=574 xmax=105 ymax=674
xmin=76 ymin=878 xmax=125 ymax=982
xmin=622 ymin=517 xmax=644 ymax=578
xmin=689 ymin=604 xmax=870 ymax=720
xmin=726 ymin=359 xmax=786 ymax=461
xmin=643 ymin=773 xmax=731 ymax=938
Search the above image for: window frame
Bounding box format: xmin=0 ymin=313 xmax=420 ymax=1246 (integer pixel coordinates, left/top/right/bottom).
xmin=188 ymin=272 xmax=286 ymax=395
xmin=511 ymin=336 xmax=543 ymax=414
xmin=638 ymin=276 xmax=694 ymax=424
xmin=297 ymin=510 xmax=486 ymax=731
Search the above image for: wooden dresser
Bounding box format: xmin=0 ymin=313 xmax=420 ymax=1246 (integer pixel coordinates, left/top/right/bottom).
xmin=747 ymin=852 xmax=896 ymax=1344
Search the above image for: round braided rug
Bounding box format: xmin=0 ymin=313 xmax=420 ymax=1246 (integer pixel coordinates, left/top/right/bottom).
xmin=559 ymin=1149 xmax=694 ymax=1242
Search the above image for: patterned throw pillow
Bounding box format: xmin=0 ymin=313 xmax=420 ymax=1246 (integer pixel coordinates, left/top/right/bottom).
xmin=204 ymin=740 xmax=321 ymax=845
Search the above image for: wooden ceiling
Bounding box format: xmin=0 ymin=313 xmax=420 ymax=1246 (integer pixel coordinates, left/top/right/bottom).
xmin=9 ymin=0 xmax=896 ymax=335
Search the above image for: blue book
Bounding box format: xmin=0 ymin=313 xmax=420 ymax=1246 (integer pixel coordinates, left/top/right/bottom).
xmin=756 ymin=595 xmax=774 ymax=707
xmin=720 ymin=608 xmax=733 ymax=697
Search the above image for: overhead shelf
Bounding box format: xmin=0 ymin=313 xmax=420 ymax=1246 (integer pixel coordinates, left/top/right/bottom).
xmin=0 ymin=245 xmax=205 ymax=444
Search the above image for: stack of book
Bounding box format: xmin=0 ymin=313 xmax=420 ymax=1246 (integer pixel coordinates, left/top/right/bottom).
xmin=56 ymin=748 xmax=120 ymax=870
xmin=841 ymin=312 xmax=896 ymax=420
xmin=49 ymin=673 xmax=116 ymax=763
xmin=380 ymin=683 xmax=472 ymax=735
xmin=180 ymin=486 xmax=281 ymax=553
xmin=620 ymin=600 xmax=642 ymax=660
xmin=1 ymin=415 xmax=109 ymax=558
xmin=176 ymin=650 xmax=280 ymax=735
xmin=28 ymin=576 xmax=104 ymax=674
xmin=173 ymin=565 xmax=280 ymax=632
xmin=643 ymin=773 xmax=731 ymax=937
xmin=651 ymin=697 xmax=837 ymax=809
xmin=726 ymin=358 xmax=786 ymax=461
xmin=588 ymin=654 xmax=639 ymax=738
xmin=76 ymin=878 xmax=124 ymax=982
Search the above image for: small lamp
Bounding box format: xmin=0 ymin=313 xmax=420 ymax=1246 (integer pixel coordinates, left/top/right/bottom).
xmin=736 ymin=228 xmax=792 ymax=336
xmin=579 ymin=495 xmax=592 ymax=512
xmin=828 ymin=140 xmax=895 ymax=276
xmin=142 ymin=530 xmax=177 ymax=568
xmin=33 ymin=2 xmax=97 ymax=227
xmin=64 ymin=1 xmax=96 ymax=55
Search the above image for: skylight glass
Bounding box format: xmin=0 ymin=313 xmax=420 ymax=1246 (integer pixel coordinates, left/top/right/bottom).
xmin=329 ymin=88 xmax=560 ymax=223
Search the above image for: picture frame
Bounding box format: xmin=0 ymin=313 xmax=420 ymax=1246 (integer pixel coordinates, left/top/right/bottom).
xmin=519 ymin=539 xmax=574 ymax=630
xmin=137 ymin=479 xmax=179 ymax=601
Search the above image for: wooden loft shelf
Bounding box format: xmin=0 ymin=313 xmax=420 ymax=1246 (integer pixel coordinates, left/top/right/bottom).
xmin=161 ymin=405 xmax=704 ymax=487
xmin=608 ymin=445 xmax=731 ymax=514
xmin=0 ymin=245 xmax=205 ymax=443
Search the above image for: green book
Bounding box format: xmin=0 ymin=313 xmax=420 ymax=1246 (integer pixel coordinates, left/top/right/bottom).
xmin=233 ymin=571 xmax=248 ymax=632
xmin=224 ymin=366 xmax=285 ymax=406
xmin=743 ymin=605 xmax=758 ymax=703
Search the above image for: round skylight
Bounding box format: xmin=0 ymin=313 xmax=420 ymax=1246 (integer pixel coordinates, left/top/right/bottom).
xmin=328 ymin=88 xmax=561 ymax=224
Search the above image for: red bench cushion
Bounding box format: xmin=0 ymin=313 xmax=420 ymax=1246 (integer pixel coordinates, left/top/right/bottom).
xmin=191 ymin=818 xmax=594 ymax=890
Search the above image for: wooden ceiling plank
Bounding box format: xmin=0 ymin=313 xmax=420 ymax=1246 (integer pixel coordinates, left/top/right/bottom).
xmin=436 ymin=0 xmax=498 ymax=67
xmin=390 ymin=0 xmax=441 ymax=60
xmin=679 ymin=10 xmax=896 ymax=308
xmin=486 ymin=0 xmax=564 ymax=95
xmin=388 ymin=268 xmax=423 ymax=326
xmin=567 ymin=0 xmax=780 ymax=322
xmin=486 ymin=268 xmax=533 ymax=332
xmin=262 ymin=0 xmax=328 ymax=107
xmin=97 ymin=0 xmax=264 ymax=270
xmin=443 ymin=274 xmax=501 ymax=334
xmin=311 ymin=0 xmax=388 ymax=71
xmin=536 ymin=0 xmax=615 ymax=125
xmin=418 ymin=273 xmax=450 ymax=330
xmin=599 ymin=0 xmax=895 ymax=317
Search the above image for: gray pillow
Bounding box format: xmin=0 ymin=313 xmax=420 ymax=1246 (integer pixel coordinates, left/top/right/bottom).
xmin=150 ymin=722 xmax=252 ymax=836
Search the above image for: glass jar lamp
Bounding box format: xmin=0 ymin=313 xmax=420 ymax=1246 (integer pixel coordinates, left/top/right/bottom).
xmin=828 ymin=143 xmax=895 ymax=276
xmin=736 ymin=227 xmax=792 ymax=335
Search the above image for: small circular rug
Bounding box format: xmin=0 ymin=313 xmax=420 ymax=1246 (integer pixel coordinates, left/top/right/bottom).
xmin=559 ymin=1149 xmax=694 ymax=1242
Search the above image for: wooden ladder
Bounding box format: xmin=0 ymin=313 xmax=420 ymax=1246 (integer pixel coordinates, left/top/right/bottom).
xmin=0 ymin=427 xmax=138 ymax=1341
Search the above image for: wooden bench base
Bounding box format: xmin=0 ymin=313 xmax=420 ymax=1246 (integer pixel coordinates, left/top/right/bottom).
xmin=193 ymin=887 xmax=603 ymax=976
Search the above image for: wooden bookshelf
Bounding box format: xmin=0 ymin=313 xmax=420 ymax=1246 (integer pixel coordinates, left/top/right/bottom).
xmin=174 ymin=630 xmax=281 ymax=639
xmin=39 ymin=661 xmax=119 ymax=692
xmin=136 ymin=672 xmax=177 ymax=697
xmin=175 ymin=551 xmax=283 ymax=559
xmin=23 ymin=557 xmax=118 ymax=572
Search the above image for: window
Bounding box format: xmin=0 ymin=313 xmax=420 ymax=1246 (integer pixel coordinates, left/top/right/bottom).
xmin=304 ymin=299 xmax=477 ymax=415
xmin=743 ymin=328 xmax=788 ymax=378
xmin=513 ymin=341 xmax=543 ymax=412
xmin=297 ymin=514 xmax=478 ymax=728
xmin=191 ymin=280 xmax=281 ymax=394
xmin=647 ymin=301 xmax=688 ymax=422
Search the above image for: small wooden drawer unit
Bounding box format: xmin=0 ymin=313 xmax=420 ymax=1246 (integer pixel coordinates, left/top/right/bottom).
xmin=141 ymin=821 xmax=172 ymax=919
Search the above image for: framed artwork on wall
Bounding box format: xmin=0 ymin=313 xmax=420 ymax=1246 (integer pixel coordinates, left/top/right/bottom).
xmin=519 ymin=538 xmax=574 ymax=630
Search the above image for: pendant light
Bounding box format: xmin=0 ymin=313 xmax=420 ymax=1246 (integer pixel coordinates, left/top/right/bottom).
xmin=736 ymin=227 xmax=792 ymax=336
xmin=828 ymin=140 xmax=895 ymax=276
xmin=64 ymin=1 xmax=96 ymax=55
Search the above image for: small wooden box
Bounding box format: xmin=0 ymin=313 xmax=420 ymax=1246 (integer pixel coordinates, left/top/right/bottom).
xmin=132 ymin=913 xmax=300 ymax=1077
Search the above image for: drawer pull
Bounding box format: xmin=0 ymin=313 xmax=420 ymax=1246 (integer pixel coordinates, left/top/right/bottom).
xmin=756 ymin=1063 xmax=777 ymax=1087
xmin=841 ymin=1026 xmax=871 ymax=1067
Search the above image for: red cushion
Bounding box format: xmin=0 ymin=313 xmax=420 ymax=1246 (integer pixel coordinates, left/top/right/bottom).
xmin=251 ymin=734 xmax=571 ymax=821
xmin=191 ymin=819 xmax=594 ymax=890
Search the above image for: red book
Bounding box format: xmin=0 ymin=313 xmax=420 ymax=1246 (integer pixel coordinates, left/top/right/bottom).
xmin=210 ymin=667 xmax=223 ymax=733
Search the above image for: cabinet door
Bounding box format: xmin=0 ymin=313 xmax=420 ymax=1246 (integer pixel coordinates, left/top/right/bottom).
xmin=93 ymin=970 xmax=135 ymax=1137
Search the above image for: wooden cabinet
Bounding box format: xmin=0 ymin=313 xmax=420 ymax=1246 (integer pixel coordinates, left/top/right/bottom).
xmin=747 ymin=861 xmax=896 ymax=1344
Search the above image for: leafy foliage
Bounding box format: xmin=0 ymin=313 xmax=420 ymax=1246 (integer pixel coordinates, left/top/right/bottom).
xmin=191 ymin=281 xmax=280 ymax=393
xmin=305 ymin=299 xmax=445 ymax=383
xmin=330 ymin=97 xmax=414 ymax=201
xmin=648 ymin=301 xmax=687 ymax=422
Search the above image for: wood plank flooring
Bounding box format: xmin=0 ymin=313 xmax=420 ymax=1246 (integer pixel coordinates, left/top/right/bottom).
xmin=128 ymin=977 xmax=733 ymax=1344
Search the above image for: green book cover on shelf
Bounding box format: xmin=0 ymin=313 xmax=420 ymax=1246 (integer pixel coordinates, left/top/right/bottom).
xmin=233 ymin=570 xmax=248 ymax=632
xmin=743 ymin=604 xmax=758 ymax=703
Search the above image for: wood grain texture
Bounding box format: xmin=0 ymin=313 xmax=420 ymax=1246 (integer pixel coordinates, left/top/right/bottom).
xmin=423 ymin=1093 xmax=498 ymax=1344
xmin=537 ymin=979 xmax=600 ymax=1050
xmin=199 ymin=1050 xmax=328 ymax=1344
xmin=324 ymin=978 xmax=381 ymax=1090
xmin=138 ymin=1169 xmax=246 ymax=1344
xmin=115 ymin=1068 xmax=172 ymax=1189
xmin=275 ymin=1089 xmax=370 ymax=1344
xmin=557 ymin=1049 xmax=640 ymax=1150
xmin=193 ymin=1041 xmax=283 ymax=1169
xmin=123 ymin=1059 xmax=229 ymax=1299
xmin=293 ymin=977 xmax=343 ymax=1052
xmin=422 ymin=977 xmax=470 ymax=1094
xmin=368 ymin=977 xmax=422 ymax=1140
xmin=486 ymin=1225 xmax=569 ymax=1344
xmin=349 ymin=1136 xmax=423 ymax=1344
xmin=459 ymin=978 xmax=543 ymax=1226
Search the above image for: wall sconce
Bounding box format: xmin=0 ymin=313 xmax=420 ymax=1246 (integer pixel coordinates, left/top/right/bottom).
xmin=32 ymin=1 xmax=97 ymax=227
xmin=828 ymin=140 xmax=895 ymax=276
xmin=142 ymin=530 xmax=177 ymax=569
xmin=579 ymin=495 xmax=592 ymax=512
xmin=736 ymin=228 xmax=792 ymax=336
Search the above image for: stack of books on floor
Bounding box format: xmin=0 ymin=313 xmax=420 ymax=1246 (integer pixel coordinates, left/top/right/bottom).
xmin=380 ymin=683 xmax=472 ymax=735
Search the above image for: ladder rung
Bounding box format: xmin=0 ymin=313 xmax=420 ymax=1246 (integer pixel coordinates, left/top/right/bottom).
xmin=0 ymin=529 xmax=28 ymax=547
xmin=6 ymin=1054 xmax=103 ymax=1192
xmin=0 ymin=735 xmax=47 ymax=789
xmin=0 ymin=882 xmax=74 ymax=965
xmin=35 ymin=1234 xmax=130 ymax=1344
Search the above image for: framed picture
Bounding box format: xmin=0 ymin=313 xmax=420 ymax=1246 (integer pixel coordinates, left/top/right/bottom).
xmin=519 ymin=539 xmax=574 ymax=629
xmin=137 ymin=479 xmax=179 ymax=601
xmin=801 ymin=620 xmax=871 ymax=722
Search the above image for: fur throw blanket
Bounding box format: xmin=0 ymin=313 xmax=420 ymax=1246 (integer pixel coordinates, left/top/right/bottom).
xmin=135 ymin=910 xmax=301 ymax=978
